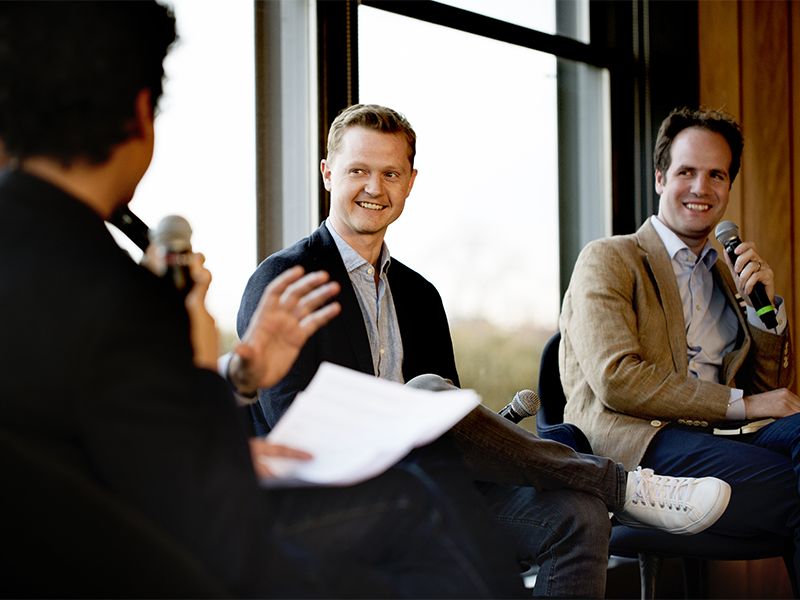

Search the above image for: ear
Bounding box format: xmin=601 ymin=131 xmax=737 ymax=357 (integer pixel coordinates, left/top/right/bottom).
xmin=320 ymin=159 xmax=333 ymax=192
xmin=405 ymin=168 xmax=418 ymax=197
xmin=655 ymin=169 xmax=665 ymax=195
xmin=133 ymin=89 xmax=154 ymax=142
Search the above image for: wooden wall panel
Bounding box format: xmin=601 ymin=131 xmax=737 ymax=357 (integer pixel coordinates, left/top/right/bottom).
xmin=793 ymin=0 xmax=800 ymax=385
xmin=740 ymin=0 xmax=793 ymax=325
xmin=698 ymin=0 xmax=743 ymax=228
xmin=699 ymin=1 xmax=796 ymax=597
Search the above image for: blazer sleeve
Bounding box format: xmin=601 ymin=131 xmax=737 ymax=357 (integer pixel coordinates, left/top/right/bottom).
xmin=560 ymin=239 xmax=731 ymax=422
xmin=738 ymin=321 xmax=794 ymax=393
xmin=77 ymin=277 xmax=276 ymax=595
xmin=237 ymin=253 xmax=321 ymax=429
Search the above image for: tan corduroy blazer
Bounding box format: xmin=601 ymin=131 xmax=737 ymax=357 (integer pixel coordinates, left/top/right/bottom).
xmin=559 ymin=219 xmax=793 ymax=470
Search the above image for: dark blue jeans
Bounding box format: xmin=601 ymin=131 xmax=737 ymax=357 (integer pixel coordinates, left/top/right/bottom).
xmin=478 ymin=482 xmax=612 ymax=598
xmin=265 ymin=438 xmax=525 ymax=598
xmin=642 ymin=414 xmax=800 ymax=591
xmin=408 ymin=376 xmax=626 ymax=599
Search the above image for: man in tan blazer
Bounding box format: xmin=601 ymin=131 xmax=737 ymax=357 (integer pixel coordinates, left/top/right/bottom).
xmin=560 ymin=106 xmax=800 ymax=588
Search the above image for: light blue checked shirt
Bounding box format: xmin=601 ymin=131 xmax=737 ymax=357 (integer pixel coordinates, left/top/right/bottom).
xmin=650 ymin=216 xmax=786 ymax=419
xmin=325 ymin=220 xmax=404 ymax=383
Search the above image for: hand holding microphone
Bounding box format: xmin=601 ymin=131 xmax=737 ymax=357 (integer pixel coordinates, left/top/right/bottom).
xmin=151 ymin=215 xmax=219 ymax=369
xmin=150 ymin=214 xmax=194 ymax=297
xmin=714 ymin=220 xmax=778 ymax=329
xmin=109 ymin=206 xmax=196 ymax=297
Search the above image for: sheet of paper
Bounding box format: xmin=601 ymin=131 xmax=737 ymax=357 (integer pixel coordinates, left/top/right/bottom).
xmin=259 ymin=362 xmax=480 ymax=487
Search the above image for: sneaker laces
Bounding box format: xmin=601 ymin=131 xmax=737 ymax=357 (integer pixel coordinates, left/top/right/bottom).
xmin=629 ymin=467 xmax=690 ymax=512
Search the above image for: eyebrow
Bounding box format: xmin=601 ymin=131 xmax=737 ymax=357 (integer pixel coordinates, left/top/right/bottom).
xmin=345 ymin=161 xmax=408 ymax=173
xmin=673 ymin=163 xmax=728 ymax=176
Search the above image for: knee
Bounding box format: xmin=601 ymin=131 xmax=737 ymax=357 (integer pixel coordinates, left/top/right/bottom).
xmin=569 ymin=492 xmax=611 ymax=532
xmin=512 ymin=490 xmax=610 ymax=570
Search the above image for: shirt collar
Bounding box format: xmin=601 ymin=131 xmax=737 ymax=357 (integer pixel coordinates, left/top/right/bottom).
xmin=325 ymin=219 xmax=392 ymax=274
xmin=650 ymin=215 xmax=718 ymax=269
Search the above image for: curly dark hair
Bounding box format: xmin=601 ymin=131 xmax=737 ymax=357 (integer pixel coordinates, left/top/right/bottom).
xmin=653 ymin=106 xmax=744 ymax=187
xmin=0 ymin=1 xmax=177 ymax=166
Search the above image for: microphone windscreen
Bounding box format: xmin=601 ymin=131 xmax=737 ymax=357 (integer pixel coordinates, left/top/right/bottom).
xmin=151 ymin=215 xmax=192 ymax=252
xmin=715 ymin=220 xmax=739 ymax=245
xmin=511 ymin=389 xmax=540 ymax=417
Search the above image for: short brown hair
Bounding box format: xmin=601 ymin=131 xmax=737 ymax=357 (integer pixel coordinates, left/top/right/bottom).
xmin=653 ymin=107 xmax=744 ymax=186
xmin=326 ymin=104 xmax=417 ymax=167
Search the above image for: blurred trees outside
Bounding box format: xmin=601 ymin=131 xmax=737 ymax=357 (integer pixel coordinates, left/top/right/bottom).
xmin=219 ymin=319 xmax=555 ymax=436
xmin=452 ymin=318 xmax=555 ymax=434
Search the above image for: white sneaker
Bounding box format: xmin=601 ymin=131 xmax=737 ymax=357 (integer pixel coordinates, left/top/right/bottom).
xmin=615 ymin=467 xmax=731 ymax=535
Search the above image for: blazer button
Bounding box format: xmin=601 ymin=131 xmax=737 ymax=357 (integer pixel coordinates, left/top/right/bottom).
xmin=700 ymin=421 xmax=708 ymax=427
xmin=677 ymin=418 xmax=686 ymax=425
xmin=650 ymin=420 xmax=662 ymax=427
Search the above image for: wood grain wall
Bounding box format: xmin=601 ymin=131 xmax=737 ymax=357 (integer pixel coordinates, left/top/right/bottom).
xmin=699 ymin=2 xmax=797 ymax=596
xmin=699 ymin=0 xmax=797 ymax=376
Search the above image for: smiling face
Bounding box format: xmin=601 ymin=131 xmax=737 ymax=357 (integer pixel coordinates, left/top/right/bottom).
xmin=321 ymin=126 xmax=417 ymax=257
xmin=655 ymin=127 xmax=733 ymax=255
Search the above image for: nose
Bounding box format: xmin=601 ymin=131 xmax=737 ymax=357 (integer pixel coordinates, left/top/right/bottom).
xmin=364 ymin=173 xmax=384 ymax=197
xmin=690 ymin=174 xmax=711 ymax=196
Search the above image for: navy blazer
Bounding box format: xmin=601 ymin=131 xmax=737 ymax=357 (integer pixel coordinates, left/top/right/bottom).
xmin=237 ymin=223 xmax=460 ymax=433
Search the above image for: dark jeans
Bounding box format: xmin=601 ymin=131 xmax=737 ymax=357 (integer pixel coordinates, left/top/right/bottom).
xmin=642 ymin=414 xmax=800 ymax=592
xmin=478 ymin=482 xmax=611 ymax=598
xmin=265 ymin=437 xmax=526 ymax=598
xmin=405 ymin=377 xmax=627 ymax=598
xmin=453 ymin=407 xmax=623 ymax=599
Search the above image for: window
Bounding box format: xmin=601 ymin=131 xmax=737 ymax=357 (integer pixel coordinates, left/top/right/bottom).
xmin=357 ymin=2 xmax=609 ymax=423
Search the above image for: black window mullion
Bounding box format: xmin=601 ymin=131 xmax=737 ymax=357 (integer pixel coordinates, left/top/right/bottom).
xmin=360 ymin=0 xmax=610 ymax=68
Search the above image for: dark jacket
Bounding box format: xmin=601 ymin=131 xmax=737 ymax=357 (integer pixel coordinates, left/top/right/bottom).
xmin=237 ymin=223 xmax=459 ymax=432
xmin=0 ymin=170 xmax=305 ymax=596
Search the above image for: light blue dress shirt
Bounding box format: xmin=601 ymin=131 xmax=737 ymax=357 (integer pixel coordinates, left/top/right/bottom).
xmin=650 ymin=216 xmax=786 ymax=419
xmin=326 ymin=220 xmax=405 ymax=383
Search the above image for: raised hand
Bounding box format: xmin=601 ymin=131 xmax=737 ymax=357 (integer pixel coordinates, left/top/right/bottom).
xmin=229 ymin=266 xmax=341 ymax=392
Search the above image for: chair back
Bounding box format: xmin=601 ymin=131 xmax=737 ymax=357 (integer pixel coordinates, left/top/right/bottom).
xmin=535 ymin=331 xmax=592 ymax=454
xmin=536 ymin=331 xmax=567 ymax=428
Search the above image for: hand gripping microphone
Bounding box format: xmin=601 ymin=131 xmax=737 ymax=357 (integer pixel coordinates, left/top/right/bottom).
xmin=498 ymin=389 xmax=541 ymax=424
xmin=150 ymin=215 xmax=194 ymax=297
xmin=714 ymin=220 xmax=778 ymax=329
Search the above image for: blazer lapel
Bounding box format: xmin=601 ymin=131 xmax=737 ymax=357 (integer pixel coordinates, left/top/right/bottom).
xmin=712 ymin=261 xmax=751 ymax=384
xmin=311 ymin=226 xmax=375 ymax=375
xmin=636 ymin=220 xmax=688 ymax=374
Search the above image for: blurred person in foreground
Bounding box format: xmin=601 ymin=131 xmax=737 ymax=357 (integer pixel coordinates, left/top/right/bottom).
xmin=0 ymin=2 xmax=527 ymax=597
xmin=238 ymin=102 xmax=734 ymax=598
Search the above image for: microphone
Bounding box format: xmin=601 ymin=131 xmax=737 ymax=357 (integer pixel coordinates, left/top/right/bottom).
xmin=498 ymin=389 xmax=541 ymax=424
xmin=150 ymin=215 xmax=193 ymax=297
xmin=108 ymin=205 xmax=150 ymax=252
xmin=714 ymin=220 xmax=778 ymax=329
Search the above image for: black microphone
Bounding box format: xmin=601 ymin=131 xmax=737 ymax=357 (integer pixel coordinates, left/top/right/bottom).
xmin=498 ymin=389 xmax=541 ymax=424
xmin=714 ymin=220 xmax=778 ymax=329
xmin=150 ymin=215 xmax=193 ymax=297
xmin=108 ymin=205 xmax=150 ymax=252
